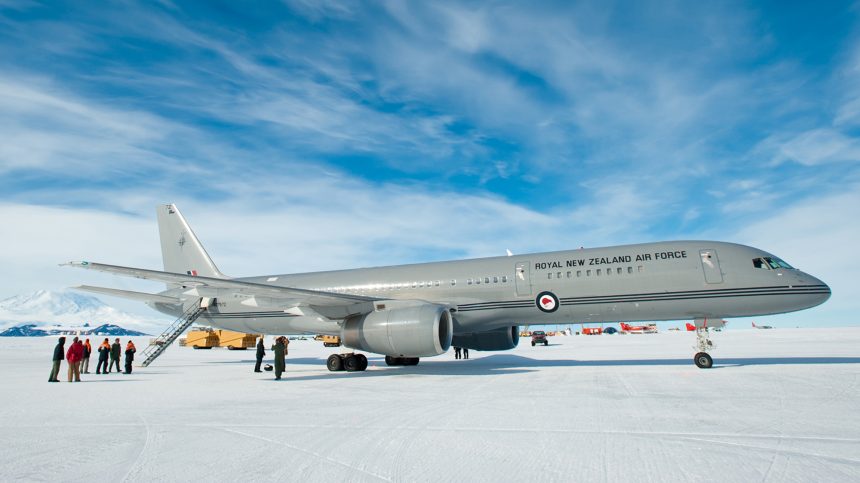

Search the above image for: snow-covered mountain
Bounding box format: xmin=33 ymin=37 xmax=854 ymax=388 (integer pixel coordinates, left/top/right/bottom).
xmin=0 ymin=290 xmax=169 ymax=334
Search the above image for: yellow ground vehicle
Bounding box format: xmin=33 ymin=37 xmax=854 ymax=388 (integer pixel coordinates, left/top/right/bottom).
xmin=217 ymin=330 xmax=259 ymax=350
xmin=314 ymin=334 xmax=342 ymax=347
xmin=179 ymin=327 xmax=259 ymax=350
xmin=181 ymin=327 xmax=219 ymax=349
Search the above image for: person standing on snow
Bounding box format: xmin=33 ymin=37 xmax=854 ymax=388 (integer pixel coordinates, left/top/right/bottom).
xmin=124 ymin=340 xmax=136 ymax=374
xmin=272 ymin=336 xmax=287 ymax=380
xmin=109 ymin=338 xmax=121 ymax=373
xmin=81 ymin=338 xmax=92 ymax=374
xmin=49 ymin=336 xmax=65 ymax=382
xmin=254 ymin=336 xmax=265 ymax=373
xmin=96 ymin=338 xmax=110 ymax=374
xmin=66 ymin=337 xmax=83 ymax=382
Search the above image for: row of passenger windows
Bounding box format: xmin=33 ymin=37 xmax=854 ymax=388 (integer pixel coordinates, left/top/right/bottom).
xmin=548 ymin=266 xmax=644 ymax=279
xmin=315 ymin=275 xmax=510 ymax=293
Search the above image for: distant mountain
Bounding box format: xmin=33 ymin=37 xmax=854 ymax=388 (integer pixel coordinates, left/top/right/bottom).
xmin=0 ymin=323 xmax=150 ymax=337
xmin=0 ymin=290 xmax=168 ymax=335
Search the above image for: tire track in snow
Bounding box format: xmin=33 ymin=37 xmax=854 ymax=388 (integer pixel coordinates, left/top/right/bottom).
xmin=219 ymin=426 xmax=393 ymax=482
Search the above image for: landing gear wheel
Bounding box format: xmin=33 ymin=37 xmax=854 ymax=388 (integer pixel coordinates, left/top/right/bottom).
xmin=327 ymin=354 xmax=344 ymax=372
xmin=694 ymin=352 xmax=713 ymax=369
xmin=403 ymin=357 xmax=419 ymax=366
xmin=344 ymin=355 xmax=361 ymax=372
xmin=356 ymin=354 xmax=368 ymax=371
xmin=385 ymin=355 xmax=401 ymax=366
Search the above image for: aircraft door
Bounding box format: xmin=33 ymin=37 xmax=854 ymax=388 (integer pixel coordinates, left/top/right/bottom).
xmin=699 ymin=249 xmax=723 ymax=284
xmin=515 ymin=262 xmax=532 ymax=296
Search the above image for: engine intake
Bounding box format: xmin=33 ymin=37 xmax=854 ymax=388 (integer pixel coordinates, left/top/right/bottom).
xmin=452 ymin=326 xmax=519 ymax=351
xmin=341 ymin=300 xmax=453 ymax=357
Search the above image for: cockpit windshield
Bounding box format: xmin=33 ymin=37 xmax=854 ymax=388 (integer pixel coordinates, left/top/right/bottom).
xmin=752 ymin=256 xmax=794 ymax=270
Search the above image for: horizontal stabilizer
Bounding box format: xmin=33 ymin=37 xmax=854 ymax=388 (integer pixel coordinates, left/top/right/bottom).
xmin=73 ymin=285 xmax=181 ymax=304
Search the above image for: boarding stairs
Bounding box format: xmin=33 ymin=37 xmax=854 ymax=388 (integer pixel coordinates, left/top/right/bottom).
xmin=139 ymin=299 xmax=208 ymax=367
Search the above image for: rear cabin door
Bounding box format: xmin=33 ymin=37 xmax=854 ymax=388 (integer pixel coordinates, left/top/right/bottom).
xmin=515 ymin=261 xmax=532 ymax=296
xmin=699 ymin=249 xmax=723 ymax=284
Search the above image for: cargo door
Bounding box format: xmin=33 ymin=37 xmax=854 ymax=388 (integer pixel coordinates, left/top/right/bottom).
xmin=699 ymin=249 xmax=723 ymax=284
xmin=515 ymin=261 xmax=532 ymax=296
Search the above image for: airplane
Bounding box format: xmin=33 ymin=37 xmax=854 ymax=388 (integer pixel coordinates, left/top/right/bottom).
xmin=64 ymin=204 xmax=831 ymax=370
xmin=619 ymin=322 xmax=658 ymax=334
xmin=752 ymin=322 xmax=774 ymax=329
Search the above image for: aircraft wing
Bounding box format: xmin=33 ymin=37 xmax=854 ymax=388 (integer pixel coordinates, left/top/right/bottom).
xmin=63 ymin=261 xmax=380 ymax=314
xmin=74 ymin=285 xmax=181 ymax=304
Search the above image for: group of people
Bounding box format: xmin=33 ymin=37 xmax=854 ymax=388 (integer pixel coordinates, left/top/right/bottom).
xmin=254 ymin=336 xmax=290 ymax=380
xmin=49 ymin=336 xmax=137 ymax=382
xmin=453 ymin=346 xmax=470 ymax=360
xmin=254 ymin=336 xmax=289 ymax=380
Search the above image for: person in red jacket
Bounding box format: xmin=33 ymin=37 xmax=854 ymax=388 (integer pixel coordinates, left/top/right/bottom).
xmin=66 ymin=337 xmax=83 ymax=382
xmin=124 ymin=340 xmax=136 ymax=374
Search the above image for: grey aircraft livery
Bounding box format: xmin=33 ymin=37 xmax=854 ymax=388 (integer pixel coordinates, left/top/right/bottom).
xmin=66 ymin=204 xmax=830 ymax=370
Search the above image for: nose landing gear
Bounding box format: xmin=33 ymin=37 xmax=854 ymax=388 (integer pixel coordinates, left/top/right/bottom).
xmin=694 ymin=327 xmax=714 ymax=369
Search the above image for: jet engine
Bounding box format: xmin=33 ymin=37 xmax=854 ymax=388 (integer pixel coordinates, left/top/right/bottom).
xmin=341 ymin=300 xmax=453 ymax=357
xmin=451 ymin=326 xmax=519 ymax=351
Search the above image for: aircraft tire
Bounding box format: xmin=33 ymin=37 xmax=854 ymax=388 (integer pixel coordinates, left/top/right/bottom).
xmin=356 ymin=354 xmax=368 ymax=371
xmin=327 ymin=354 xmax=344 ymax=372
xmin=694 ymin=352 xmax=713 ymax=369
xmin=344 ymin=355 xmax=361 ymax=372
xmin=404 ymin=357 xmax=419 ymax=366
xmin=385 ymin=355 xmax=400 ymax=366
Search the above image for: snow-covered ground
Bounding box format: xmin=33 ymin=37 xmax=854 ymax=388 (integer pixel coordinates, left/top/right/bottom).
xmin=1 ymin=328 xmax=858 ymax=482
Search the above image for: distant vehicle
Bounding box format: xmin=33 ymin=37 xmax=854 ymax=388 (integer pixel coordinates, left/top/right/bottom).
xmin=531 ymin=331 xmax=548 ymax=346
xmin=316 ymin=334 xmax=342 ymax=347
xmin=620 ymin=322 xmax=658 ymax=334
xmin=581 ymin=327 xmax=603 ymax=335
xmin=752 ymin=322 xmax=773 ymax=329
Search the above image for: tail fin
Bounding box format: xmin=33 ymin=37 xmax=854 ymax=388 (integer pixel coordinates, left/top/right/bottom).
xmin=752 ymin=322 xmax=757 ymax=328
xmin=157 ymin=204 xmax=225 ymax=278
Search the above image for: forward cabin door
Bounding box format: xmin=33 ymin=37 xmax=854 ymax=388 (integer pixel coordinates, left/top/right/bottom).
xmin=699 ymin=249 xmax=724 ymax=284
xmin=515 ymin=261 xmax=532 ymax=296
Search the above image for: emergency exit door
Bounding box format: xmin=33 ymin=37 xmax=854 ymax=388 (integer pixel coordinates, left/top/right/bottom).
xmin=515 ymin=262 xmax=532 ymax=296
xmin=699 ymin=249 xmax=723 ymax=284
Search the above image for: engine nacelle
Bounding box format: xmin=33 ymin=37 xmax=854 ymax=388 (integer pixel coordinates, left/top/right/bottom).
xmin=341 ymin=300 xmax=453 ymax=357
xmin=452 ymin=326 xmax=519 ymax=351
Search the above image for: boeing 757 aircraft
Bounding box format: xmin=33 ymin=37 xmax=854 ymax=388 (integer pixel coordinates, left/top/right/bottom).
xmin=65 ymin=204 xmax=830 ymax=370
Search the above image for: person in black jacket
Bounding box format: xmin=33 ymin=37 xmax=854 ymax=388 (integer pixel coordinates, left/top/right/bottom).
xmin=109 ymin=338 xmax=121 ymax=373
xmin=96 ymin=338 xmax=110 ymax=374
xmin=48 ymin=336 xmax=65 ymax=382
xmin=254 ymin=336 xmax=265 ymax=373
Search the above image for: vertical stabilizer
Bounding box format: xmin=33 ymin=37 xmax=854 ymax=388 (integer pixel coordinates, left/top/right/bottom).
xmin=157 ymin=204 xmax=225 ymax=278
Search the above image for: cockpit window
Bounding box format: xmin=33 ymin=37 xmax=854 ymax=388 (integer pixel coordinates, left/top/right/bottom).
xmin=753 ymin=257 xmax=794 ymax=270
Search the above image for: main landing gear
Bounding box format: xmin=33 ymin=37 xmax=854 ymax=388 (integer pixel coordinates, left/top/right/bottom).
xmin=385 ymin=356 xmax=419 ymax=366
xmin=326 ymin=353 xmax=368 ymax=372
xmin=693 ymin=328 xmax=714 ymax=369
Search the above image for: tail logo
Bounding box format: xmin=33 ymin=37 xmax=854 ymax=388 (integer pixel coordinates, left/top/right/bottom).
xmin=536 ymin=291 xmax=559 ymax=313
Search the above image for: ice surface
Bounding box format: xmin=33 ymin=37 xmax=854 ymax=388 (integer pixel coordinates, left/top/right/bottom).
xmin=1 ymin=329 xmax=858 ymax=482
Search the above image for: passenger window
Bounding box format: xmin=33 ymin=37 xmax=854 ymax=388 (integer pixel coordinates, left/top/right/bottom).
xmin=627 ymin=267 xmax=633 ymax=274
xmin=493 ymin=276 xmax=499 ymax=283
xmin=555 ymin=272 xmax=561 ymax=279
xmin=451 ymin=279 xmax=456 ymax=286
xmin=412 ymin=282 xmax=417 ymax=288
xmin=484 ymin=277 xmax=490 ymax=284
xmin=597 ymin=269 xmax=601 ymax=275
xmin=476 ymin=277 xmax=481 ymax=284
xmin=467 ymin=278 xmax=472 ymax=285
xmin=566 ymin=271 xmax=571 ymax=278
xmin=617 ymin=267 xmax=622 ymax=275
xmin=502 ymin=275 xmax=508 ymax=283
xmin=577 ymin=270 xmax=582 ymax=277
xmin=606 ymin=269 xmax=611 ymax=276
xmin=637 ymin=266 xmax=644 ymax=272
xmin=548 ymin=273 xmax=552 ymax=279
xmin=587 ymin=270 xmax=592 ymax=276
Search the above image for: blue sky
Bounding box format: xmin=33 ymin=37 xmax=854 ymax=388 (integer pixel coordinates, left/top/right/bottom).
xmin=0 ymin=1 xmax=858 ymax=327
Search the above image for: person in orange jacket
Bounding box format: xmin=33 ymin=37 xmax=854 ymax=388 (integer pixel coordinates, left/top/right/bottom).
xmin=96 ymin=338 xmax=110 ymax=374
xmin=124 ymin=340 xmax=136 ymax=374
xmin=81 ymin=338 xmax=92 ymax=374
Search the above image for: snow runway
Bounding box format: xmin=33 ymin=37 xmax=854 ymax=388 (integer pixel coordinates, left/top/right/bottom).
xmin=1 ymin=328 xmax=858 ymax=482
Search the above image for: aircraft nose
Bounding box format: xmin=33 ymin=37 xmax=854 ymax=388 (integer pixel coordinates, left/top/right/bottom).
xmin=801 ymin=273 xmax=831 ymax=307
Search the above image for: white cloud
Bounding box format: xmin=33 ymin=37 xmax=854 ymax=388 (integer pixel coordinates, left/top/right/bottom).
xmin=766 ymin=129 xmax=860 ymax=166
